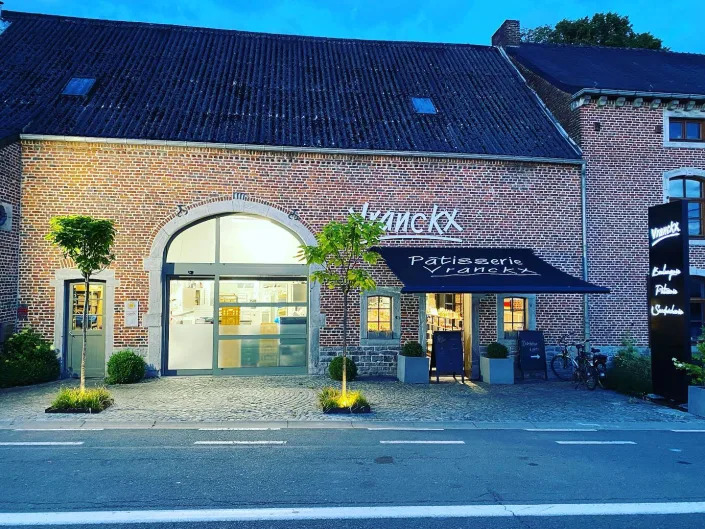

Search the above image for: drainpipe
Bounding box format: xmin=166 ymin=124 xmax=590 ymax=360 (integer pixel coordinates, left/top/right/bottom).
xmin=581 ymin=161 xmax=590 ymax=341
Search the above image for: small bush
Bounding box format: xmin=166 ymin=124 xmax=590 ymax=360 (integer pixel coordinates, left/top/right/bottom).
xmin=401 ymin=341 xmax=424 ymax=357
xmin=318 ymin=386 xmax=370 ymax=412
xmin=0 ymin=328 xmax=60 ymax=388
xmin=485 ymin=342 xmax=509 ymax=359
xmin=328 ymin=356 xmax=358 ymax=381
xmin=606 ymin=332 xmax=652 ymax=397
xmin=674 ymin=327 xmax=705 ymax=386
xmin=50 ymin=386 xmax=113 ymax=411
xmin=106 ymin=349 xmax=146 ymax=384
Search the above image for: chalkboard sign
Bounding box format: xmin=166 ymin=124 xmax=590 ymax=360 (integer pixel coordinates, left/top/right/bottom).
xmin=517 ymin=330 xmax=547 ymax=380
xmin=432 ymin=330 xmax=464 ymax=382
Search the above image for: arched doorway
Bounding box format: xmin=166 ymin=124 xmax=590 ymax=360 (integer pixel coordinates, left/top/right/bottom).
xmin=162 ymin=213 xmax=310 ymax=375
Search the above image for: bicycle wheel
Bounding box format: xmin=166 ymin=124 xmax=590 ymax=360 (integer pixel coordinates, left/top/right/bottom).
xmin=585 ymin=366 xmax=598 ymax=391
xmin=551 ymin=354 xmax=574 ymax=381
xmin=595 ymin=363 xmax=607 ymax=388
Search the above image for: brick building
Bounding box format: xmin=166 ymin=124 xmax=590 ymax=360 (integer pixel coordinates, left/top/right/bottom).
xmin=493 ymin=21 xmax=705 ymax=353
xmin=1 ymin=10 xmax=610 ymax=379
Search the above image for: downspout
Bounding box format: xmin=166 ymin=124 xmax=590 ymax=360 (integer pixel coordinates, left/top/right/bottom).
xmin=580 ymin=161 xmax=590 ymax=341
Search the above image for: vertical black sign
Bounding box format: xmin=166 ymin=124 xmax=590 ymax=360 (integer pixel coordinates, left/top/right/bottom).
xmin=648 ymin=201 xmax=691 ymax=402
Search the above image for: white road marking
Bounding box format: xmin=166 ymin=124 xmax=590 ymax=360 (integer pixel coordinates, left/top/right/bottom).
xmin=525 ymin=428 xmax=597 ymax=432
xmin=14 ymin=428 xmax=105 ymax=432
xmin=3 ymin=502 xmax=705 ymax=525
xmin=555 ymin=441 xmax=636 ymax=445
xmin=0 ymin=442 xmax=84 ymax=446
xmin=368 ymin=427 xmax=444 ymax=432
xmin=198 ymin=428 xmax=281 ymax=432
xmin=669 ymin=448 xmax=682 ymax=452
xmin=671 ymin=429 xmax=705 ymax=433
xmin=194 ymin=441 xmax=286 ymax=445
xmin=380 ymin=440 xmax=464 ymax=444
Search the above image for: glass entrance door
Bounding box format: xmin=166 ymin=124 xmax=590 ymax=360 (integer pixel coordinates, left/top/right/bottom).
xmin=67 ymin=282 xmax=106 ymax=378
xmin=166 ymin=277 xmax=308 ymax=374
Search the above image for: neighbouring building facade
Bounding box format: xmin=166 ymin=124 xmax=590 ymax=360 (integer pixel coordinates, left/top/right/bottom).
xmin=494 ymin=20 xmax=705 ymax=353
xmin=2 ymin=10 xmax=701 ymax=380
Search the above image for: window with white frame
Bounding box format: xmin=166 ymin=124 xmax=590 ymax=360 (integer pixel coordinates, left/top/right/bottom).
xmin=360 ymin=289 xmax=400 ymax=345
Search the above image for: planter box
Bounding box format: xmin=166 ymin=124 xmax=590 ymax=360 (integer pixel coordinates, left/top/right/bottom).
xmin=688 ymin=386 xmax=705 ymax=418
xmin=480 ymin=355 xmax=515 ymax=384
xmin=397 ymin=355 xmax=430 ymax=384
xmin=322 ymin=404 xmax=371 ymax=414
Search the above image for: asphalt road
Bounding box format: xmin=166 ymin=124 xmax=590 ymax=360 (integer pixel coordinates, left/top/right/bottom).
xmin=0 ymin=426 xmax=703 ymax=528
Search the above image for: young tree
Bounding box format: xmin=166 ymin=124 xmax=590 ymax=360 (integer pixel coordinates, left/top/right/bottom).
xmin=298 ymin=215 xmax=384 ymax=397
xmin=521 ymin=13 xmax=666 ymax=50
xmin=46 ymin=216 xmax=116 ymax=391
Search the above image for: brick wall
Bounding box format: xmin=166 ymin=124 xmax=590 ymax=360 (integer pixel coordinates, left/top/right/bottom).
xmin=578 ymin=101 xmax=705 ymax=348
xmin=19 ymin=140 xmax=586 ymax=374
xmin=0 ymin=141 xmax=21 ymax=339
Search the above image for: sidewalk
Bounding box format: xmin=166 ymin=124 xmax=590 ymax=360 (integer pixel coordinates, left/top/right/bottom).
xmin=1 ymin=375 xmax=702 ymax=429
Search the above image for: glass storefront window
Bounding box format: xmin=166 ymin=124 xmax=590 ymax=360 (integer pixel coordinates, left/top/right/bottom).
xmin=503 ymin=297 xmax=526 ymax=337
xmin=218 ymin=338 xmax=306 ymax=368
xmin=219 ymin=306 xmax=307 ymax=335
xmin=168 ymin=279 xmax=215 ymax=370
xmin=219 ymin=279 xmax=307 ymax=304
xmin=165 ymin=218 xmax=216 ymax=263
xmin=219 ymin=215 xmax=302 ymax=264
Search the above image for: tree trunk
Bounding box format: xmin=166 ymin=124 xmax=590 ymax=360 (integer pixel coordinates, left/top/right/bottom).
xmin=80 ymin=276 xmax=89 ymax=392
xmin=342 ymin=288 xmax=348 ymax=397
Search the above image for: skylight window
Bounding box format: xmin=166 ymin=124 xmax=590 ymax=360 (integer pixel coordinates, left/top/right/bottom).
xmin=62 ymin=77 xmax=96 ymax=96
xmin=411 ymin=97 xmax=437 ymax=114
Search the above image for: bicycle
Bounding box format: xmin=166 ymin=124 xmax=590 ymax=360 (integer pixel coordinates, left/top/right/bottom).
xmin=550 ymin=336 xmax=599 ymax=390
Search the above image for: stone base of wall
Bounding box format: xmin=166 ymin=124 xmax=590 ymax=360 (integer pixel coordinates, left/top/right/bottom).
xmin=318 ymin=345 xmax=401 ymax=376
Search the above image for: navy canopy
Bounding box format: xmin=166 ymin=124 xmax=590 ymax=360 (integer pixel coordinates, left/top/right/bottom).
xmin=374 ymin=247 xmax=609 ymax=294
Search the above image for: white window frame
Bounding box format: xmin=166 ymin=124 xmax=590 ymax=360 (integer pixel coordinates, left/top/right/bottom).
xmin=663 ymin=109 xmax=705 ymax=149
xmin=663 ymin=168 xmax=705 ymax=246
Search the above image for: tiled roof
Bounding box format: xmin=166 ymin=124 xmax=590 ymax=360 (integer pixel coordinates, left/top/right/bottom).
xmin=508 ymin=43 xmax=705 ymax=96
xmin=0 ymin=11 xmax=580 ymax=160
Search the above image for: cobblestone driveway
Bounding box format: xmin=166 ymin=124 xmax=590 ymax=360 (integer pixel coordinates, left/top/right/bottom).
xmin=0 ymin=375 xmax=693 ymax=425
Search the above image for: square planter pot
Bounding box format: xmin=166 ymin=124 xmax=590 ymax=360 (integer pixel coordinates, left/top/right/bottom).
xmin=480 ymin=355 xmax=515 ymax=384
xmin=397 ymin=355 xmax=430 ymax=384
xmin=688 ymin=385 xmax=705 ymax=418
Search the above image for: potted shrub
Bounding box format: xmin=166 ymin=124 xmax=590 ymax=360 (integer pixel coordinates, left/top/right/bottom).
xmin=673 ymin=333 xmax=705 ymax=417
xmin=397 ymin=340 xmax=430 ymax=384
xmin=480 ymin=342 xmax=514 ymax=384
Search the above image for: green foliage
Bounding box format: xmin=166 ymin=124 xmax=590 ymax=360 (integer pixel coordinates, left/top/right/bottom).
xmin=328 ymin=356 xmax=358 ymax=381
xmin=673 ymin=328 xmax=705 ymax=386
xmin=106 ymin=349 xmax=146 ymax=384
xmin=607 ymin=332 xmax=652 ymax=396
xmin=298 ymin=214 xmax=385 ymax=294
xmin=401 ymin=341 xmax=424 ymax=357
xmin=485 ymin=342 xmax=509 ymax=359
xmin=50 ymin=386 xmax=113 ymax=411
xmin=0 ymin=328 xmax=60 ymax=388
xmin=318 ymin=386 xmax=370 ymax=412
xmin=521 ymin=12 xmax=665 ymax=50
xmin=46 ymin=216 xmax=117 ymax=280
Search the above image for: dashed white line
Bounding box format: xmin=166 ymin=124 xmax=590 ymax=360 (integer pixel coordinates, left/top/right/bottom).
xmin=380 ymin=440 xmax=464 ymax=445
xmin=14 ymin=428 xmax=105 ymax=432
xmin=3 ymin=502 xmax=705 ymax=525
xmin=368 ymin=426 xmax=444 ymax=432
xmin=671 ymin=429 xmax=705 ymax=433
xmin=0 ymin=442 xmax=84 ymax=446
xmin=525 ymin=428 xmax=597 ymax=432
xmin=555 ymin=441 xmax=636 ymax=445
xmin=198 ymin=428 xmax=281 ymax=432
xmin=194 ymin=441 xmax=286 ymax=445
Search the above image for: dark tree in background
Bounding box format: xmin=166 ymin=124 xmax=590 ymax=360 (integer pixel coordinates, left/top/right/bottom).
xmin=521 ymin=12 xmax=666 ymax=50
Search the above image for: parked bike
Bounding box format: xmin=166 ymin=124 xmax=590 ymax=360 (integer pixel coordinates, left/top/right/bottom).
xmin=550 ymin=336 xmax=602 ymax=390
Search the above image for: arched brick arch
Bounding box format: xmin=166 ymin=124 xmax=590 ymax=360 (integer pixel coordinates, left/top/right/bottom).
xmin=142 ymin=198 xmax=321 ymax=374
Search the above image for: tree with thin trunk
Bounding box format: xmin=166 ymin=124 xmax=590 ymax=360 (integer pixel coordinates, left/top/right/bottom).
xmin=47 ymin=216 xmax=116 ymax=391
xmin=298 ymin=215 xmax=384 ymax=397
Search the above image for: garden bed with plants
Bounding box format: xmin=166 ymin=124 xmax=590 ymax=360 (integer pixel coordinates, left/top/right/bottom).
xmin=46 ymin=387 xmax=114 ymax=413
xmin=319 ymin=356 xmax=371 ymax=414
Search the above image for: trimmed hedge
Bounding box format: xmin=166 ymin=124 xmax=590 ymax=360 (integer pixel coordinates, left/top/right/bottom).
xmin=0 ymin=328 xmax=60 ymax=388
xmin=401 ymin=341 xmax=424 ymax=357
xmin=328 ymin=356 xmax=358 ymax=381
xmin=486 ymin=342 xmax=509 ymax=359
xmin=106 ymin=349 xmax=146 ymax=384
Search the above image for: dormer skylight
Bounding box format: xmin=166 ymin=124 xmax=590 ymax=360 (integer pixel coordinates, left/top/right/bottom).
xmin=62 ymin=77 xmax=96 ymax=96
xmin=411 ymin=97 xmax=437 ymax=114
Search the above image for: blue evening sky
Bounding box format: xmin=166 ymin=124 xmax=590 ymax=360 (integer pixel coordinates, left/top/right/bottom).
xmin=9 ymin=0 xmax=704 ymax=54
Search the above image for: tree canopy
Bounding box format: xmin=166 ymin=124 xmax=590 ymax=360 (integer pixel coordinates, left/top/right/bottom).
xmin=521 ymin=13 xmax=666 ymax=50
xmin=46 ymin=215 xmax=117 ymax=279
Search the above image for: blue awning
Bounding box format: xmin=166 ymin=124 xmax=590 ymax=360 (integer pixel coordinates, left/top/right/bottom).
xmin=374 ymin=247 xmax=609 ymax=294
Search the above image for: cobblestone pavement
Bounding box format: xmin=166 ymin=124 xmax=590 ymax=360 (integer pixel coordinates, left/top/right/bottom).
xmin=0 ymin=375 xmax=694 ymax=424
